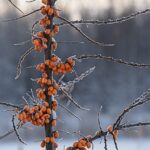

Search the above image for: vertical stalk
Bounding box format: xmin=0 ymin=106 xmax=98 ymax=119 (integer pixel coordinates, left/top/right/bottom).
xmin=44 ymin=0 xmax=56 ymax=150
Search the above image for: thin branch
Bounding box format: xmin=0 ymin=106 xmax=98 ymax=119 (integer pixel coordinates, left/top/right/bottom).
xmin=66 ymin=66 xmax=95 ymax=85
xmin=117 ymin=122 xmax=150 ymax=130
xmin=58 ymin=16 xmax=114 ymax=47
xmin=112 ymin=133 xmax=119 ymax=150
xmin=12 ymin=115 xmax=26 ymax=145
xmin=104 ymin=135 xmax=108 ymax=150
xmin=59 ymin=9 xmax=150 ymax=26
xmin=1 ymin=9 xmax=40 ymax=22
xmin=13 ymin=40 xmax=31 ymax=46
xmin=77 ymin=54 xmax=150 ymax=68
xmin=58 ymin=103 xmax=81 ymax=121
xmin=113 ymin=89 xmax=150 ymax=129
xmin=61 ymin=89 xmax=90 ymax=111
xmin=26 ymin=0 xmax=36 ymax=2
xmin=8 ymin=0 xmax=24 ymax=14
xmin=0 ymin=101 xmax=21 ymax=109
xmin=98 ymin=106 xmax=103 ymax=131
xmin=0 ymin=129 xmax=15 ymax=140
xmin=15 ymin=47 xmax=34 ymax=80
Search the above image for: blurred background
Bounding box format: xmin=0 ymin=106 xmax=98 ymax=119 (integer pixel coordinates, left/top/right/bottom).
xmin=0 ymin=0 xmax=150 ymax=149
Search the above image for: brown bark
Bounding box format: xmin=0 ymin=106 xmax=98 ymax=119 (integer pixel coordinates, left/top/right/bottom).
xmin=44 ymin=0 xmax=56 ymax=150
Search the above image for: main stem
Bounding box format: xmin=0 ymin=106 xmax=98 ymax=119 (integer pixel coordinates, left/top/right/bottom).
xmin=44 ymin=0 xmax=56 ymax=150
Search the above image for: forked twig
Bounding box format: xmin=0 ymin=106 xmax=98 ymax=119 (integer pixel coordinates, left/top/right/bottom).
xmin=12 ymin=115 xmax=26 ymax=145
xmin=58 ymin=16 xmax=114 ymax=47
xmin=15 ymin=47 xmax=34 ymax=80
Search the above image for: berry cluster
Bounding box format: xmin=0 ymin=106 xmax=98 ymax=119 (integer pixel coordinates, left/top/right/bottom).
xmin=17 ymin=102 xmax=52 ymax=126
xmin=17 ymin=0 xmax=76 ymax=149
xmin=32 ymin=0 xmax=59 ymax=52
xmin=41 ymin=134 xmax=58 ymax=149
xmin=36 ymin=56 xmax=75 ymax=75
xmin=66 ymin=137 xmax=92 ymax=150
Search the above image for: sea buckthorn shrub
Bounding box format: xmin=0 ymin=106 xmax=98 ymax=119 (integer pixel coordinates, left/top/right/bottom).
xmin=16 ymin=0 xmax=75 ymax=149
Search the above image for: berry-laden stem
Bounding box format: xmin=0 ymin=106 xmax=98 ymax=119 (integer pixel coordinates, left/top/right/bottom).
xmin=44 ymin=0 xmax=56 ymax=150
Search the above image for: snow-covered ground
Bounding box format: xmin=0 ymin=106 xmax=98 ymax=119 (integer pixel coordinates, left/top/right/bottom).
xmin=0 ymin=138 xmax=150 ymax=150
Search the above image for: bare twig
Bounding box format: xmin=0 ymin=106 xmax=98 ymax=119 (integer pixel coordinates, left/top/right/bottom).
xmin=58 ymin=16 xmax=114 ymax=47
xmin=13 ymin=40 xmax=31 ymax=46
xmin=104 ymin=135 xmax=108 ymax=150
xmin=112 ymin=133 xmax=119 ymax=150
xmin=59 ymin=9 xmax=150 ymax=26
xmin=113 ymin=89 xmax=150 ymax=129
xmin=58 ymin=103 xmax=81 ymax=120
xmin=98 ymin=106 xmax=103 ymax=131
xmin=12 ymin=115 xmax=26 ymax=145
xmin=15 ymin=47 xmax=34 ymax=80
xmin=0 ymin=101 xmax=21 ymax=109
xmin=77 ymin=54 xmax=150 ymax=68
xmin=1 ymin=9 xmax=40 ymax=22
xmin=8 ymin=0 xmax=24 ymax=14
xmin=117 ymin=122 xmax=150 ymax=130
xmin=61 ymin=89 xmax=90 ymax=111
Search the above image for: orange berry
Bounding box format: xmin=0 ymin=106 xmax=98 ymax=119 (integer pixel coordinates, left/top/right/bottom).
xmin=45 ymin=119 xmax=50 ymax=124
xmin=35 ymin=113 xmax=40 ymax=119
xmin=49 ymin=137 xmax=55 ymax=143
xmin=51 ymin=119 xmax=57 ymax=127
xmin=53 ymin=131 xmax=59 ymax=138
xmin=40 ymin=6 xmax=47 ymax=15
xmin=42 ymin=0 xmax=48 ymax=5
xmin=107 ymin=125 xmax=113 ymax=133
xmin=44 ymin=137 xmax=50 ymax=143
xmin=53 ymin=25 xmax=59 ymax=34
xmin=86 ymin=142 xmax=91 ymax=148
xmin=54 ymin=142 xmax=58 ymax=148
xmin=44 ymin=102 xmax=49 ymax=107
xmin=51 ymin=41 xmax=57 ymax=50
xmin=73 ymin=142 xmax=78 ymax=148
xmin=77 ymin=142 xmax=82 ymax=148
xmin=41 ymin=141 xmax=46 ymax=148
xmin=49 ymin=86 xmax=54 ymax=91
xmin=47 ymin=7 xmax=54 ymax=15
xmin=47 ymin=108 xmax=51 ymax=114
xmin=52 ymin=89 xmax=57 ymax=95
